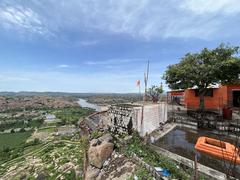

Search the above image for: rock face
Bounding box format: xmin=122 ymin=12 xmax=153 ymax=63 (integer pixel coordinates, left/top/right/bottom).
xmin=85 ymin=166 xmax=100 ymax=180
xmin=90 ymin=139 xmax=100 ymax=147
xmin=88 ymin=135 xmax=114 ymax=169
xmin=98 ymin=133 xmax=113 ymax=143
xmin=86 ymin=134 xmax=138 ymax=180
xmin=95 ymin=154 xmax=137 ymax=180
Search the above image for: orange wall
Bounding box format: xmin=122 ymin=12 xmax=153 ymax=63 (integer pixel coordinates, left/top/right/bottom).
xmin=184 ymin=86 xmax=229 ymax=110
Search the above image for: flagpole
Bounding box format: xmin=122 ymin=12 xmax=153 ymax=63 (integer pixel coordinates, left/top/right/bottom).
xmin=136 ymin=80 xmax=141 ymax=97
xmin=139 ymin=83 xmax=141 ymax=95
xmin=144 ymin=60 xmax=149 ymax=102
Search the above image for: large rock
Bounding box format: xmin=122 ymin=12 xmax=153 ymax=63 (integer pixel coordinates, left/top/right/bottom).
xmin=88 ymin=141 xmax=114 ymax=168
xmin=98 ymin=133 xmax=113 ymax=143
xmin=85 ymin=166 xmax=100 ymax=180
xmin=95 ymin=157 xmax=137 ymax=180
xmin=90 ymin=139 xmax=101 ymax=147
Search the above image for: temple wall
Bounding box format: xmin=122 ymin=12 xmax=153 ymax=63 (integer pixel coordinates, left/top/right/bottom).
xmin=107 ymin=103 xmax=168 ymax=136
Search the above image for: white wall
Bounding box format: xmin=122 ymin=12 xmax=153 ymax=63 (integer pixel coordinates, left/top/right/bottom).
xmin=134 ymin=102 xmax=168 ymax=136
xmin=106 ymin=102 xmax=168 ymax=136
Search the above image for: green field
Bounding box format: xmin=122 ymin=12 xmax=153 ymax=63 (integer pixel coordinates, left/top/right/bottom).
xmin=38 ymin=127 xmax=57 ymax=133
xmin=51 ymin=107 xmax=94 ymax=125
xmin=0 ymin=131 xmax=32 ymax=151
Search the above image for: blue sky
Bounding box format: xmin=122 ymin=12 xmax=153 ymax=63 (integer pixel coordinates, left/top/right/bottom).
xmin=0 ymin=0 xmax=240 ymax=93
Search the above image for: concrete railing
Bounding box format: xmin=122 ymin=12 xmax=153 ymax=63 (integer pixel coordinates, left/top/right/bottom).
xmin=131 ymin=153 xmax=163 ymax=180
xmin=149 ymin=144 xmax=228 ymax=180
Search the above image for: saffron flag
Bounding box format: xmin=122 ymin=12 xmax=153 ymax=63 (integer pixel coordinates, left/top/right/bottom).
xmin=136 ymin=80 xmax=140 ymax=87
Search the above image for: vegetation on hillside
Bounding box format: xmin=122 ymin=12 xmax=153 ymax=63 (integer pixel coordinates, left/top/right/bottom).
xmin=0 ymin=117 xmax=43 ymax=132
xmin=0 ymin=134 xmax=87 ymax=179
xmin=0 ymin=131 xmax=33 ymax=151
xmin=51 ymin=107 xmax=94 ymax=126
xmin=0 ymin=131 xmax=42 ymax=163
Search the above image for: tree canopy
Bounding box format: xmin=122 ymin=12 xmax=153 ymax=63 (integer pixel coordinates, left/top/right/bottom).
xmin=163 ymin=44 xmax=240 ymax=110
xmin=147 ymin=84 xmax=164 ymax=102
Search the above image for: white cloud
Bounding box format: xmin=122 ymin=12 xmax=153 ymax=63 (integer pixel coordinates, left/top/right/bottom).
xmin=57 ymin=64 xmax=70 ymax=68
xmin=0 ymin=70 xmax=153 ymax=93
xmin=180 ymin=0 xmax=240 ymax=15
xmin=0 ymin=4 xmax=53 ymax=37
xmin=75 ymin=40 xmax=99 ymax=47
xmin=0 ymin=0 xmax=239 ymax=41
xmin=0 ymin=60 xmax=166 ymax=93
xmin=84 ymin=58 xmax=144 ymax=65
xmin=45 ymin=0 xmax=239 ymax=40
xmin=0 ymin=74 xmax=32 ymax=82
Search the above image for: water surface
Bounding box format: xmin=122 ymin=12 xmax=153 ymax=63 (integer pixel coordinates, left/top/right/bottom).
xmin=154 ymin=127 xmax=240 ymax=178
xmin=77 ymin=98 xmax=101 ymax=112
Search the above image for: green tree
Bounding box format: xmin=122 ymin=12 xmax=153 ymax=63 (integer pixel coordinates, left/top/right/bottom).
xmin=164 ymin=44 xmax=240 ymax=111
xmin=19 ymin=128 xmax=26 ymax=132
xmin=147 ymin=84 xmax=164 ymax=102
xmin=3 ymin=147 xmax=10 ymax=153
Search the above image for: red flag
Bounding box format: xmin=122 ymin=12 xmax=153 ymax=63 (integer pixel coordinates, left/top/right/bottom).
xmin=136 ymin=80 xmax=140 ymax=87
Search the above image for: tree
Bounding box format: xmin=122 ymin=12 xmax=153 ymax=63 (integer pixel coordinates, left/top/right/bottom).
xmin=147 ymin=84 xmax=164 ymax=102
xmin=19 ymin=128 xmax=26 ymax=132
xmin=33 ymin=138 xmax=40 ymax=145
xmin=3 ymin=147 xmax=10 ymax=153
xmin=164 ymin=44 xmax=240 ymax=111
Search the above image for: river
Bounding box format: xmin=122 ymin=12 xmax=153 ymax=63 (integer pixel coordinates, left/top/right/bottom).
xmin=77 ymin=98 xmax=101 ymax=112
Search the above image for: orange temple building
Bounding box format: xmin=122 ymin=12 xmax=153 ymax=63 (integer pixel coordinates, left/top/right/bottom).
xmin=167 ymin=84 xmax=240 ymax=110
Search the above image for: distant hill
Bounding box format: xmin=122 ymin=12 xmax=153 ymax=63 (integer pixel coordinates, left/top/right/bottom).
xmin=0 ymin=91 xmax=140 ymax=98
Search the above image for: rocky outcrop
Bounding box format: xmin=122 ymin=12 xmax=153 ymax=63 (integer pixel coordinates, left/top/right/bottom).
xmin=98 ymin=133 xmax=113 ymax=143
xmin=86 ymin=133 xmax=137 ymax=180
xmin=85 ymin=166 xmax=100 ymax=180
xmin=95 ymin=152 xmax=137 ymax=180
xmin=88 ymin=134 xmax=114 ymax=169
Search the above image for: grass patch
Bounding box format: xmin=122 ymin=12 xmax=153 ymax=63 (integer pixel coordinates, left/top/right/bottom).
xmin=0 ymin=117 xmax=44 ymax=131
xmin=128 ymin=167 xmax=153 ymax=180
xmin=23 ymin=143 xmax=44 ymax=154
xmin=91 ymin=130 xmax=104 ymax=139
xmin=0 ymin=131 xmax=32 ymax=151
xmin=38 ymin=127 xmax=57 ymax=133
xmin=51 ymin=107 xmax=94 ymax=125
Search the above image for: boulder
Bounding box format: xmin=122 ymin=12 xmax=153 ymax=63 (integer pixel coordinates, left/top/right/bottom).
xmin=85 ymin=166 xmax=100 ymax=180
xmin=96 ymin=171 xmax=106 ymax=180
xmin=98 ymin=133 xmax=113 ymax=143
xmin=90 ymin=139 xmax=101 ymax=147
xmin=88 ymin=141 xmax=114 ymax=168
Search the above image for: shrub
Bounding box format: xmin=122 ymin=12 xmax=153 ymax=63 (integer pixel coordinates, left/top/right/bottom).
xmin=91 ymin=130 xmax=103 ymax=139
xmin=19 ymin=128 xmax=26 ymax=132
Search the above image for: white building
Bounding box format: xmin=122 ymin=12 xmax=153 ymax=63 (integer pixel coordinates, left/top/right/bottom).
xmin=107 ymin=102 xmax=168 ymax=136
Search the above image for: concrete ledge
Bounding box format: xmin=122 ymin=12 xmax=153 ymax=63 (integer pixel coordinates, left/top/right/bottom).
xmin=132 ymin=153 xmax=163 ymax=180
xmin=176 ymin=123 xmax=198 ymax=130
xmin=150 ymin=123 xmax=177 ymax=141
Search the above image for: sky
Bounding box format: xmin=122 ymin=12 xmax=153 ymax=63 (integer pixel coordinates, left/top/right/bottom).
xmin=0 ymin=0 xmax=240 ymax=93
